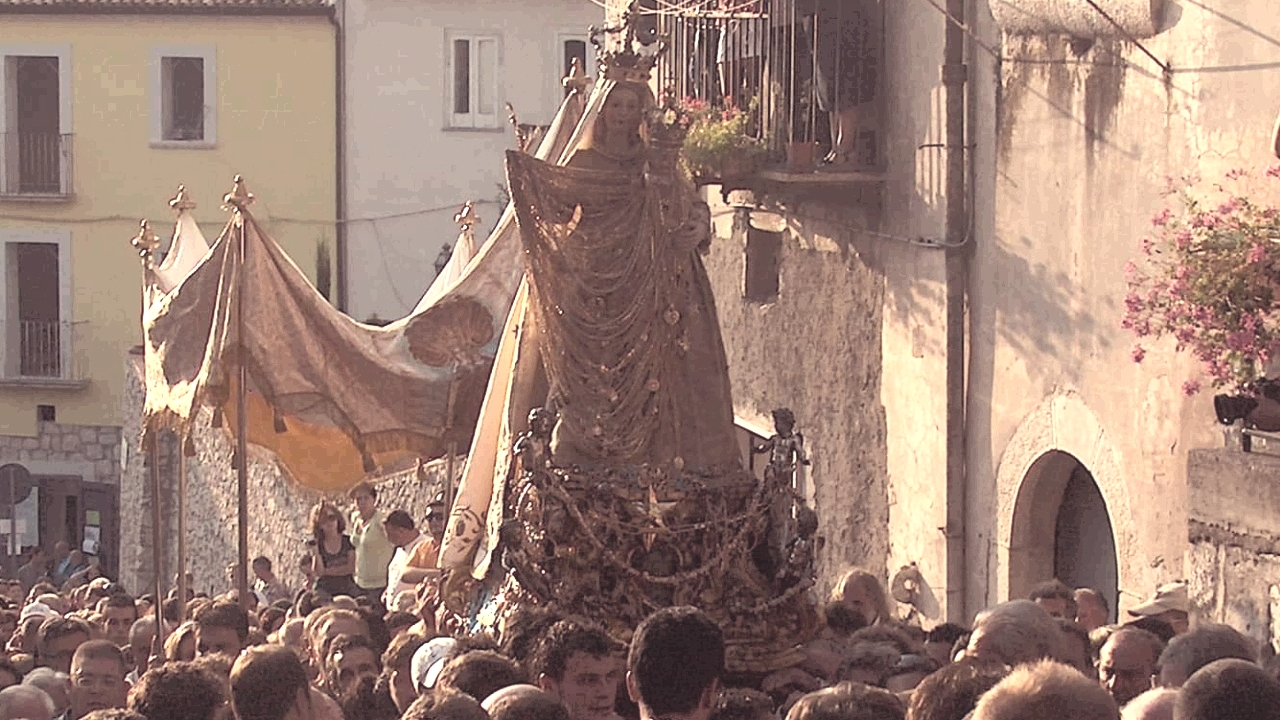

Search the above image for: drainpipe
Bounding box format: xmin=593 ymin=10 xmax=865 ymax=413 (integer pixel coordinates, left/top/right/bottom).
xmin=943 ymin=0 xmax=969 ymax=623
xmin=330 ymin=0 xmax=348 ymax=313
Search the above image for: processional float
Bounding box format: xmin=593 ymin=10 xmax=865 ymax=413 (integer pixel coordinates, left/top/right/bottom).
xmin=433 ymin=9 xmax=821 ymax=674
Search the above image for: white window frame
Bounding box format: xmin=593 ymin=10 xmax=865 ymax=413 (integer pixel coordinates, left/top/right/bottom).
xmin=445 ymin=31 xmax=501 ymax=130
xmin=0 ymin=228 xmax=73 ymax=381
xmin=0 ymin=44 xmax=73 ymax=197
xmin=149 ymin=45 xmax=217 ymax=148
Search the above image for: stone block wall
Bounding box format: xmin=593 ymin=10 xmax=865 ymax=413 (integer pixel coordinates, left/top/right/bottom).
xmin=0 ymin=422 xmax=121 ymax=485
xmin=121 ymin=352 xmax=450 ymax=599
xmin=1186 ymin=449 xmax=1280 ymax=653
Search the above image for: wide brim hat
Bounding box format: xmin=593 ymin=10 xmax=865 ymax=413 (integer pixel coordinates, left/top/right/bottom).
xmin=1127 ymin=581 xmax=1189 ymax=616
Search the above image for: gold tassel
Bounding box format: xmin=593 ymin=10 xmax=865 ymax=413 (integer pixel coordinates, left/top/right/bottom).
xmin=211 ymin=407 xmax=224 ymax=428
xmin=273 ymin=408 xmax=288 ymax=434
xmin=183 ymin=435 xmax=196 ymax=457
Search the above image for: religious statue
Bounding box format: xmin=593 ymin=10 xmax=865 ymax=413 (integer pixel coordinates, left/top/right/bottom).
xmin=513 ymin=407 xmax=556 ymax=475
xmin=752 ymin=408 xmax=811 ymax=574
xmin=504 ymin=58 xmax=742 ymax=474
xmin=776 ymin=505 xmax=819 ymax=590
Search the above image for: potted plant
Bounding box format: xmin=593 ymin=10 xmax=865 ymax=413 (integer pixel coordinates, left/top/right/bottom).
xmin=674 ymin=96 xmax=767 ymax=190
xmin=1123 ymin=165 xmax=1280 ymax=403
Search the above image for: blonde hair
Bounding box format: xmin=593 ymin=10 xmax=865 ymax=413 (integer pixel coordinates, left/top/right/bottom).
xmin=832 ymin=568 xmax=891 ymax=625
xmin=164 ymin=620 xmax=198 ymax=662
xmin=973 ymin=660 xmax=1118 ymax=720
xmin=578 ymin=82 xmax=653 ymax=154
xmin=786 ymin=682 xmax=904 ymax=720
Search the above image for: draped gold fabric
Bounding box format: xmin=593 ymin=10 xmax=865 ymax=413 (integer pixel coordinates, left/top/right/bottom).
xmin=505 ymin=151 xmax=741 ymax=471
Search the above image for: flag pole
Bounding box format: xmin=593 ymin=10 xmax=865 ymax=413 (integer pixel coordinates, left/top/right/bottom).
xmin=169 ymin=186 xmax=197 ymax=619
xmin=130 ymin=219 xmax=166 ymax=656
xmin=224 ymin=176 xmax=254 ymax=612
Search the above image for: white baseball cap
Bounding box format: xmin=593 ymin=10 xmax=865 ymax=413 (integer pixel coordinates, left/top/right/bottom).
xmin=411 ymin=637 xmax=457 ymax=692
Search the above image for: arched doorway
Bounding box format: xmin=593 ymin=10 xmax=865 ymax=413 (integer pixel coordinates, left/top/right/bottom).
xmin=1008 ymin=451 xmax=1119 ymax=620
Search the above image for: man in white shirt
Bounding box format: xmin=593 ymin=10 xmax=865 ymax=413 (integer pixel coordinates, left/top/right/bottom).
xmin=382 ymin=511 xmax=437 ymax=609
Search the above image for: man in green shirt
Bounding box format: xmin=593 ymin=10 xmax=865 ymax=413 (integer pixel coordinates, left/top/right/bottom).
xmin=348 ymin=482 xmax=395 ymax=607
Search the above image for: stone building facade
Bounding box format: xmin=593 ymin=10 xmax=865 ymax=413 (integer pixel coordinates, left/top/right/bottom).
xmin=120 ymin=351 xmax=449 ymax=598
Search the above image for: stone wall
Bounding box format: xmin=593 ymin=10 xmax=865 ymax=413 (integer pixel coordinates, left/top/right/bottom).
xmin=702 ymin=193 xmax=891 ymax=599
xmin=1186 ymin=449 xmax=1280 ymax=653
xmin=121 ymin=352 xmax=451 ymax=599
xmin=0 ymin=422 xmax=121 ymax=485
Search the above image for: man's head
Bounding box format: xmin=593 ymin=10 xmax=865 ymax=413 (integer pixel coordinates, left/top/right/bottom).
xmin=0 ymin=685 xmax=56 ymax=720
xmin=53 ymin=542 xmax=69 ymax=560
xmin=1098 ymin=629 xmax=1162 ymax=706
xmin=127 ymin=618 xmax=156 ymax=675
xmin=1173 ymin=658 xmax=1280 ymax=720
xmin=128 ymin=662 xmax=227 ymax=720
xmin=426 ymin=499 xmax=448 ymax=542
xmin=784 ymin=682 xmax=904 ymax=720
xmin=1126 ymin=583 xmax=1189 ymax=636
xmin=100 ymin=594 xmax=138 ymax=648
xmin=1029 ymin=581 xmax=1077 ymax=620
xmin=533 ymin=621 xmax=620 ymax=720
xmin=1157 ymin=623 xmax=1255 ymax=688
xmin=906 ymin=660 xmax=1009 ymax=720
xmin=231 ymin=645 xmax=312 ymax=720
xmin=251 ymin=556 xmax=274 ymax=582
xmin=383 ymin=632 xmax=428 ymax=713
xmin=484 ymin=685 xmax=570 ymax=720
xmin=436 ymin=650 xmax=528 ymax=703
xmin=1075 ymin=589 xmax=1110 ymax=632
xmin=964 ymin=601 xmax=1062 ymax=667
xmin=193 ymin=600 xmax=250 ymax=658
xmin=1119 ymin=689 xmax=1175 ymax=720
xmin=69 ymin=640 xmax=129 ymax=718
xmin=326 ymin=633 xmax=381 ymax=698
xmin=384 ymin=511 xmax=420 ymax=548
xmin=972 ymin=660 xmax=1118 ymax=720
xmin=627 ymin=607 xmax=724 ymax=720
xmin=403 ymin=691 xmax=489 ymax=720
xmin=21 ymin=668 xmax=70 ymax=717
xmin=348 ymin=482 xmax=378 ymax=518
xmin=37 ymin=617 xmax=92 ymax=674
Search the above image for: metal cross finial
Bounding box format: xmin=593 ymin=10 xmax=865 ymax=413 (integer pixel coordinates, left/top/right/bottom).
xmin=454 ymin=202 xmax=481 ymax=231
xmin=131 ymin=219 xmax=162 ymax=268
xmin=169 ymin=184 xmax=197 ymax=212
xmin=222 ymin=174 xmax=255 ymax=210
xmin=562 ymin=57 xmax=590 ymax=95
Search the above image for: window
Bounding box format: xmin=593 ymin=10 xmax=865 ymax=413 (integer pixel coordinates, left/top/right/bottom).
xmin=744 ymin=226 xmax=781 ymax=302
xmin=556 ymin=34 xmax=599 ymax=99
xmin=0 ymin=45 xmax=72 ymax=198
xmin=654 ymin=0 xmax=885 ymax=171
xmin=0 ymin=230 xmax=73 ymax=382
xmin=447 ymin=33 xmax=500 ymax=129
xmin=150 ymin=46 xmax=216 ymax=146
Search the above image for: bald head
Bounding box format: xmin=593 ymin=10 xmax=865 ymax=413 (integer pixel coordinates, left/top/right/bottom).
xmin=1120 ymin=689 xmax=1175 ymax=720
xmin=0 ymin=684 xmax=56 ymax=720
xmin=1075 ymin=589 xmax=1109 ymax=632
xmin=967 ymin=600 xmax=1063 ymax=667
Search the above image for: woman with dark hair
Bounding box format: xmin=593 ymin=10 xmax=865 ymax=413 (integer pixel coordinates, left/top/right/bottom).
xmin=308 ymin=501 xmax=358 ymax=598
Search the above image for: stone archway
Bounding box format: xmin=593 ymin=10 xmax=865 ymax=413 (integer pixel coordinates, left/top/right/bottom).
xmin=1007 ymin=450 xmax=1119 ymax=617
xmin=994 ymin=391 xmax=1136 ymax=608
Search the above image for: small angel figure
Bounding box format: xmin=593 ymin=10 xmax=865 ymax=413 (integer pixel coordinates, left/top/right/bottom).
xmin=514 ymin=407 xmax=557 ymax=474
xmin=753 ymin=407 xmax=810 ymax=484
xmin=776 ymin=505 xmax=819 ymax=588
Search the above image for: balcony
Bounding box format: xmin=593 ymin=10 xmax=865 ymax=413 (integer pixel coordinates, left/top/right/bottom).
xmin=654 ymin=1 xmax=887 ymax=197
xmin=0 ymin=133 xmax=73 ymax=200
xmin=0 ymin=320 xmax=88 ymax=389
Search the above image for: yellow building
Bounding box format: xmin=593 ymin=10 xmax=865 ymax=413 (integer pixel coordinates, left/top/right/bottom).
xmin=0 ymin=0 xmax=336 ymax=578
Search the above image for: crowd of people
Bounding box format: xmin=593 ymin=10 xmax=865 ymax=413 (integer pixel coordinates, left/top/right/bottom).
xmin=0 ymin=481 xmax=1274 ymax=720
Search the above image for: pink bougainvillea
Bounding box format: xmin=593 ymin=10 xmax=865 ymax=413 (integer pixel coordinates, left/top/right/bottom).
xmin=1123 ymin=165 xmax=1280 ymax=394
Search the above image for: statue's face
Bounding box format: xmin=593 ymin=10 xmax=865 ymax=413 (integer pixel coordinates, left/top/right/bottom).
xmin=602 ymin=87 xmax=643 ymax=141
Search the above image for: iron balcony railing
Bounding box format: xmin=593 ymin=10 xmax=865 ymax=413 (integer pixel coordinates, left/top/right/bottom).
xmin=0 ymin=133 xmax=73 ymax=197
xmin=653 ymin=0 xmax=884 ymax=170
xmin=4 ymin=320 xmax=84 ymax=382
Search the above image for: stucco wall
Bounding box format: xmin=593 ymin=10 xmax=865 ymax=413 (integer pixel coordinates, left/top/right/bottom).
xmin=120 ymin=353 xmax=449 ymax=598
xmin=343 ymin=0 xmax=601 ymax=321
xmin=0 ymin=14 xmax=336 ymax=437
xmin=964 ymin=0 xmax=1277 ymax=614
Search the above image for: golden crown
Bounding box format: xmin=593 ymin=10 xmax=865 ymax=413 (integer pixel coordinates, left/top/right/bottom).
xmin=590 ymin=1 xmax=665 ymax=85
